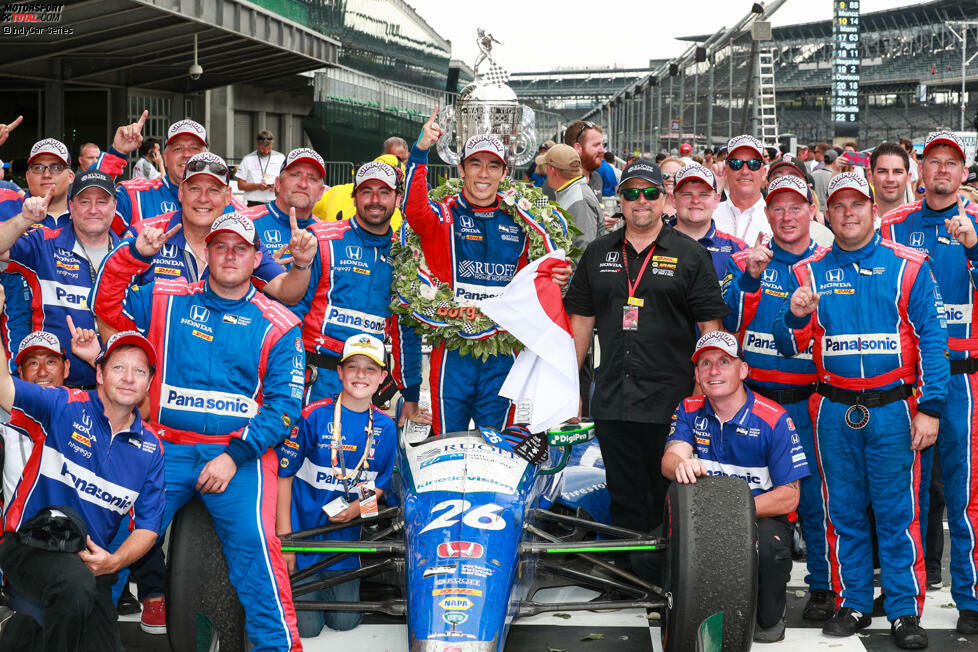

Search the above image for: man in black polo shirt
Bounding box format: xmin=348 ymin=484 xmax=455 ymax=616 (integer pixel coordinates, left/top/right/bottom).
xmin=564 ymin=159 xmax=728 ymax=578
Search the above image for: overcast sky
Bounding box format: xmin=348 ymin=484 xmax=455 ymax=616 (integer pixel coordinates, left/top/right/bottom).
xmin=406 ymin=0 xmax=923 ymax=73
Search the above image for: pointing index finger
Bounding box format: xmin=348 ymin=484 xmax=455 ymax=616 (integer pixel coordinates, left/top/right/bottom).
xmin=427 ymin=104 xmax=439 ymax=125
xmin=135 ymin=110 xmax=148 ymax=132
xmin=163 ymin=223 xmax=183 ymax=241
xmin=755 ymin=233 xmax=765 ymax=248
xmin=66 ymin=314 xmax=78 ymax=337
xmin=7 ymin=115 xmax=23 ymax=132
xmin=289 ymin=207 xmax=298 ymax=233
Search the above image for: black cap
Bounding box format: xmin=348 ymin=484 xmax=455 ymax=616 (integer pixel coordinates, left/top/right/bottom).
xmin=69 ymin=170 xmax=115 ymax=200
xmin=967 ymin=164 xmax=978 ymax=187
xmin=619 ymin=159 xmax=664 ymax=187
xmin=823 ymin=149 xmax=839 ymax=164
xmin=767 ymin=155 xmax=809 ymax=181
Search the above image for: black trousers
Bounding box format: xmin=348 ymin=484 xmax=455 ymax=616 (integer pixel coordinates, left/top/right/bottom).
xmin=757 ymin=516 xmax=793 ymax=628
xmin=0 ymin=535 xmax=122 ymax=652
xmin=925 ymin=449 xmax=945 ymax=575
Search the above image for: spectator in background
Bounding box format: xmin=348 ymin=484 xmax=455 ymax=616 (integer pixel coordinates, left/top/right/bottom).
xmin=654 ymin=152 xmax=667 ymax=165
xmin=526 ymin=141 xmax=553 ymax=186
xmin=900 ymin=137 xmax=921 ymax=201
xmin=703 ymin=149 xmax=715 ymax=166
xmin=133 ymin=138 xmax=163 ymax=181
xmin=565 ymin=120 xmax=605 ymax=197
xmin=679 ymin=142 xmax=693 ymax=164
xmin=598 ymin=152 xmax=618 ymax=197
xmin=77 ymin=142 xmax=100 ymax=172
xmin=812 ymin=148 xmax=841 ymax=209
xmin=659 ymin=156 xmax=684 ymax=220
xmin=843 ymin=141 xmax=858 ymax=153
xmin=810 ymin=142 xmax=831 ymax=171
xmin=546 ymin=144 xmax=602 ymax=250
xmin=236 ymin=129 xmax=286 ymax=207
xmin=382 ymin=136 xmax=409 ymax=165
xmin=797 ymin=145 xmax=810 ymax=162
xmin=0 ymin=159 xmax=24 ymax=197
xmin=605 ymin=152 xmax=622 ymax=182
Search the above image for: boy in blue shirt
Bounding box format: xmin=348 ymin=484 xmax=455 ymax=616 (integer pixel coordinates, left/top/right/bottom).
xmin=275 ymin=333 xmax=396 ymax=638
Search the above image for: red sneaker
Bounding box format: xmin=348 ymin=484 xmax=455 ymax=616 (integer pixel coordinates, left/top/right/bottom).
xmin=140 ymin=596 xmax=167 ymax=634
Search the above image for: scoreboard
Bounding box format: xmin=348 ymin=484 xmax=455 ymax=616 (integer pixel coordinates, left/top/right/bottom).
xmin=832 ymin=0 xmax=860 ymax=138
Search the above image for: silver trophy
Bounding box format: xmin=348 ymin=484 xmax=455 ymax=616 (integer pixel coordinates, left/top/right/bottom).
xmin=436 ymin=30 xmax=536 ymax=174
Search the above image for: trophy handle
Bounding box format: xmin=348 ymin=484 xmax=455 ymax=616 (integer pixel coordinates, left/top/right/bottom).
xmin=435 ymin=105 xmax=459 ymax=165
xmin=512 ymin=105 xmax=537 ymax=167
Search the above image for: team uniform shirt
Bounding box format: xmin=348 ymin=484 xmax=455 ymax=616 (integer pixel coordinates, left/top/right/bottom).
xmin=236 ymin=150 xmax=286 ymax=204
xmin=668 ymin=217 xmax=748 ymax=281
xmin=120 ymin=210 xmax=285 ymax=288
xmin=667 ymin=389 xmax=810 ymax=496
xmin=276 ymin=396 xmax=395 ymax=572
xmin=5 ymin=224 xmax=118 ymax=387
xmin=94 ymin=146 xmax=244 ymax=235
xmin=713 ymin=196 xmax=771 ymax=245
xmin=2 ymin=380 xmax=164 ymax=549
xmin=240 ymin=201 xmax=318 ymax=260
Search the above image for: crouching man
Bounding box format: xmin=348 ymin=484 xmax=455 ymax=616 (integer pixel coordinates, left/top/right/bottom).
xmin=662 ymin=330 xmax=809 ymax=643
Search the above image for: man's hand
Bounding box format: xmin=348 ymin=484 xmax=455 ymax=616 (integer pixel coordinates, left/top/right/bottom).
xmin=20 ymin=186 xmax=53 ymax=223
xmin=329 ymin=500 xmax=361 ymax=524
xmin=134 ymin=222 xmax=182 ymax=258
xmin=745 ymin=233 xmax=773 ymax=279
xmin=399 ymin=401 xmax=432 ymax=426
xmin=674 ymin=458 xmax=705 ymax=484
xmin=711 ymin=161 xmax=726 ymax=194
xmin=944 ymin=196 xmax=978 ymax=249
xmin=278 ymin=207 xmax=316 ymax=268
xmin=283 ymin=550 xmax=296 ymax=574
xmin=550 ymin=263 xmax=573 ymax=288
xmin=78 ymin=535 xmax=118 ymax=576
xmin=196 ymin=452 xmax=238 ymax=494
xmin=0 ymin=115 xmax=23 ymax=148
xmin=604 ymin=214 xmax=620 ymax=231
xmin=417 ymin=105 xmax=443 ymax=151
xmin=67 ymin=315 xmax=101 ymax=367
xmin=150 ymin=149 xmax=165 ymax=174
xmin=910 ymin=411 xmax=939 ymax=450
xmin=111 ymin=110 xmax=148 ymax=156
xmin=789 ymin=266 xmax=819 ymax=318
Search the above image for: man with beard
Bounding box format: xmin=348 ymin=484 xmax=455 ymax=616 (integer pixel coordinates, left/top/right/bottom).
xmin=565 ymin=120 xmax=606 ymax=197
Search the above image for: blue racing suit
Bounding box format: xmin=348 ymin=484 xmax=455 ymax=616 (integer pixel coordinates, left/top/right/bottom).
xmin=723 ymin=238 xmax=831 ymax=592
xmin=399 ymin=144 xmax=530 ymax=433
xmin=773 ymin=234 xmax=949 ymax=619
xmin=240 ymin=201 xmax=317 ymax=260
xmin=668 ymin=217 xmax=748 ymax=281
xmin=881 ymin=198 xmax=978 ymax=611
xmin=90 ymin=241 xmax=305 ymax=652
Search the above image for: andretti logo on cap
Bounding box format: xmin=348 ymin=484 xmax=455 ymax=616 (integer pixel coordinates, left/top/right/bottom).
xmin=30 ymin=138 xmax=69 ymax=159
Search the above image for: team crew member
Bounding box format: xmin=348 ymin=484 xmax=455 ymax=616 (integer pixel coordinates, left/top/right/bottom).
xmin=401 ymin=108 xmax=571 ymax=433
xmin=94 ymin=112 xmax=243 ymax=234
xmin=564 ymin=158 xmax=728 ymax=580
xmin=0 ymin=324 xmax=164 ymax=652
xmin=276 ymin=334 xmax=397 ymax=637
xmin=291 ymin=161 xmax=421 ymax=410
xmin=90 ymin=213 xmax=306 ymax=651
xmin=312 ymin=154 xmax=405 ymax=230
xmin=0 ymin=170 xmax=120 ymax=388
xmin=722 ymin=174 xmax=834 ymax=620
xmin=241 ymin=148 xmax=326 ymax=260
xmin=713 ymin=135 xmax=771 ymax=244
xmin=766 ymin=155 xmax=834 ymax=247
xmin=119 ymin=152 xmax=315 ymax=305
xmin=774 ymin=173 xmax=949 ymax=648
xmin=880 ymin=130 xmax=978 ymax=635
xmin=669 ymin=163 xmax=747 ymax=280
xmin=664 ymin=330 xmax=809 ymax=643
xmin=236 ymin=130 xmax=286 ymax=207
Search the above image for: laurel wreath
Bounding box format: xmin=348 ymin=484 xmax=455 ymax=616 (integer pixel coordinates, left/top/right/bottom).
xmin=390 ymin=177 xmax=581 ymax=360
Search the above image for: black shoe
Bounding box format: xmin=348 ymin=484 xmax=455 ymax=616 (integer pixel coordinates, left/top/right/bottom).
xmin=753 ymin=618 xmax=786 ymax=643
xmin=802 ymin=589 xmax=836 ymax=621
xmin=116 ymin=587 xmax=140 ymax=616
xmin=891 ymin=615 xmax=927 ymax=649
xmin=823 ymin=607 xmax=872 ymax=637
xmin=958 ymin=609 xmax=978 ymax=635
xmin=873 ymin=592 xmax=886 ymax=617
xmin=925 ymin=569 xmax=942 ymax=590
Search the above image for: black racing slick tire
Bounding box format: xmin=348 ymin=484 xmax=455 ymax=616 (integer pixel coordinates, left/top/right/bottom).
xmin=661 ymin=476 xmax=758 ymax=652
xmin=166 ymin=496 xmax=251 ymax=652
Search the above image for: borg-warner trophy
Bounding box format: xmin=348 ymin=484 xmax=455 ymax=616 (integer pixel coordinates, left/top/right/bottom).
xmin=435 ymin=30 xmax=536 ymax=175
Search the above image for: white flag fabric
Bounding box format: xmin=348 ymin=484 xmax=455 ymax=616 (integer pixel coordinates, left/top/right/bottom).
xmin=479 ymin=250 xmax=579 ymax=432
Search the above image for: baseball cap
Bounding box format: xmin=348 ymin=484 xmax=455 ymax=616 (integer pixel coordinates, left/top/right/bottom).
xmin=69 ymin=170 xmax=115 ymax=199
xmin=281 ymin=148 xmax=326 ymax=177
xmin=766 ymin=175 xmax=813 ymax=204
xmin=826 ymin=171 xmax=873 ymax=203
xmin=461 ymin=134 xmax=507 ymax=164
xmin=674 ymin=164 xmax=717 ymax=192
xmin=923 ymin=129 xmax=966 ymax=161
xmin=340 ymin=334 xmax=386 ymax=368
xmin=726 ymin=134 xmax=764 ymax=159
xmin=15 ymin=331 xmax=64 ymax=365
xmin=166 ymin=119 xmax=207 ymax=146
xmin=94 ymin=330 xmax=157 ymax=370
xmin=183 ymin=152 xmax=230 ymax=185
xmin=767 ymin=154 xmax=807 ymax=180
xmin=691 ymin=330 xmax=741 ymax=363
xmin=619 ymin=159 xmax=664 ymax=187
xmin=679 ymin=143 xmax=692 ymax=155
xmin=538 ymin=144 xmax=581 ymax=173
xmin=354 ymin=160 xmax=398 ymax=191
xmin=823 ymin=149 xmax=839 ymax=164
xmin=966 ymin=164 xmax=978 ymax=187
xmin=205 ymin=212 xmax=259 ymax=247
xmin=28 ymin=138 xmax=71 ymax=166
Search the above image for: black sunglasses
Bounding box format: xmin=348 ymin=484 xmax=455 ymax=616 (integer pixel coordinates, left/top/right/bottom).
xmin=185 ymin=159 xmax=229 ymax=179
xmin=569 ymin=121 xmax=596 ymax=143
xmin=621 ymin=187 xmax=662 ymax=202
xmin=258 ymin=137 xmax=274 ymax=143
xmin=727 ymin=158 xmax=763 ymax=171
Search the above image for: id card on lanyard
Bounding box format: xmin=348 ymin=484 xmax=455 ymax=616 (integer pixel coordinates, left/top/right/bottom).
xmin=622 ymin=241 xmax=655 ymax=331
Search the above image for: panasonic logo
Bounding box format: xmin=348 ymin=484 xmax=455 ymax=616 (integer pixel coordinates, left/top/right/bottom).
xmin=743 ymin=331 xmax=812 ymax=360
xmin=822 ymin=334 xmax=899 ymax=355
xmin=325 ymin=307 xmax=385 ymax=334
xmin=40 ymin=280 xmax=88 ymax=309
xmin=160 ymin=383 xmax=257 ymax=418
xmin=944 ymin=304 xmax=972 ymax=325
xmin=39 ymin=450 xmax=137 ymax=515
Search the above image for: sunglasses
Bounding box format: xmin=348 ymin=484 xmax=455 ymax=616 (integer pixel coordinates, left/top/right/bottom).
xmin=662 ymin=173 xmax=676 ymax=181
xmin=727 ymin=158 xmax=763 ymax=171
xmin=621 ymin=187 xmax=662 ymax=202
xmin=569 ymin=121 xmax=596 ymax=143
xmin=185 ymin=159 xmax=229 ymax=179
xmin=258 ymin=137 xmax=274 ymax=143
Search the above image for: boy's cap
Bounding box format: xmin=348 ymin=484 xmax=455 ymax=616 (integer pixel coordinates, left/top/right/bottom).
xmin=674 ymin=164 xmax=717 ymax=192
xmin=341 ymin=334 xmax=386 ymax=367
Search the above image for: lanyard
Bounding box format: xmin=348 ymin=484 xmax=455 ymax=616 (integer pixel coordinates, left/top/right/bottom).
xmin=622 ymin=240 xmax=656 ymax=303
xmin=330 ymin=393 xmax=374 ymax=498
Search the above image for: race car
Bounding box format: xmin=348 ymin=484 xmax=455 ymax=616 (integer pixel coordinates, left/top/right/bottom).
xmin=165 ymin=422 xmax=759 ymax=652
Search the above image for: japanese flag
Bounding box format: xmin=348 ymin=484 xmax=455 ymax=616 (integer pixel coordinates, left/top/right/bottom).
xmin=479 ymin=251 xmax=579 ymax=432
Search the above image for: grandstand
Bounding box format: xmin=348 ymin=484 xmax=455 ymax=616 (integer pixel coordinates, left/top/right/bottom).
xmin=509 ymin=67 xmax=656 ymax=120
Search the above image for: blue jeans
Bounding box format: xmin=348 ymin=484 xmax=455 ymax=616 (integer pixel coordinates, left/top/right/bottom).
xmin=294 ymin=570 xmax=362 ymax=637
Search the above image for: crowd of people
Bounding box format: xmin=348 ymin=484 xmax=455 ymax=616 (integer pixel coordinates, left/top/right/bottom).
xmin=0 ymin=104 xmax=975 ymax=652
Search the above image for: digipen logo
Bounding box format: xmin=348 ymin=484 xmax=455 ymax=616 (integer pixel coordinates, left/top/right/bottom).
xmin=437 ymin=541 xmax=484 ymax=559
xmin=346 ymin=246 xmax=362 ymax=261
xmin=825 ymin=268 xmax=844 ymax=283
xmin=909 ymin=232 xmax=925 ymax=248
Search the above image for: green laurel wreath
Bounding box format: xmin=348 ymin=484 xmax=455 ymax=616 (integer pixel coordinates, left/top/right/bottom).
xmin=390 ymin=177 xmax=581 ymax=360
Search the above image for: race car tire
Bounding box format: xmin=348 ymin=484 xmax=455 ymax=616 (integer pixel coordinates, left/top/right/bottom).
xmin=166 ymin=496 xmax=251 ymax=652
xmin=661 ymin=475 xmax=757 ymax=652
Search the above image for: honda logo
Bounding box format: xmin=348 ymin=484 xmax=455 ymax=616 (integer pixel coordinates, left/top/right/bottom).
xmin=762 ymin=268 xmax=777 ymax=283
xmin=346 ymin=246 xmax=362 ymax=261
xmin=826 ymin=268 xmax=844 ymax=283
xmin=160 ymin=244 xmax=178 ymax=259
xmin=909 ymin=232 xmax=924 ymax=248
xmin=694 ymin=417 xmax=708 ymax=431
xmin=459 ymin=216 xmax=475 ymax=228
xmin=190 ymin=306 xmax=210 ymax=322
xmin=264 ymin=230 xmax=282 ymax=244
xmin=436 ymin=541 xmax=484 ymax=559
xmin=81 ymin=414 xmax=92 ymax=429
xmin=605 ymin=251 xmax=620 ymax=263
xmin=160 ymin=201 xmax=177 ymax=213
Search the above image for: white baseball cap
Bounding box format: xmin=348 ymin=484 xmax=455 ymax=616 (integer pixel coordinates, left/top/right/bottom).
xmin=826 ymin=172 xmax=873 ymax=203
xmin=206 ymin=212 xmax=259 ymax=246
xmin=28 ymin=138 xmax=71 ymax=166
xmin=923 ymin=129 xmax=966 ymax=161
xmin=354 ymin=161 xmax=398 ymax=191
xmin=166 ymin=119 xmax=207 ymax=146
xmin=461 ymin=134 xmax=507 ymax=164
xmin=691 ymin=330 xmax=741 ymax=363
xmin=340 ymin=334 xmax=386 ymax=367
xmin=282 ymin=148 xmax=326 ymax=177
xmin=766 ymin=175 xmax=813 ymax=203
xmin=726 ymin=134 xmax=764 ymax=160
xmin=183 ymin=152 xmax=230 ymax=185
xmin=15 ymin=331 xmax=64 ymax=365
xmin=95 ymin=330 xmax=157 ymax=370
xmin=674 ymin=164 xmax=717 ymax=192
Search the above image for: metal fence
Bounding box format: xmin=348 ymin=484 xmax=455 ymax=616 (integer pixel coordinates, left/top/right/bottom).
xmin=323 ymin=160 xmax=355 ymax=187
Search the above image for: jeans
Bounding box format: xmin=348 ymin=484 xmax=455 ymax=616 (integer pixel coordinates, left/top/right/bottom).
xmin=293 ymin=570 xmax=362 ymax=638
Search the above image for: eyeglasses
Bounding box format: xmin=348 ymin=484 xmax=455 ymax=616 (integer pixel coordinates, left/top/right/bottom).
xmin=726 ymin=158 xmax=763 ymax=171
xmin=662 ymin=173 xmax=676 ymax=181
xmin=621 ymin=187 xmax=662 ymax=202
xmin=258 ymin=137 xmax=273 ymax=143
xmin=568 ymin=121 xmax=596 ymax=144
xmin=27 ymin=163 xmax=69 ymax=174
xmin=185 ymin=159 xmax=229 ymax=179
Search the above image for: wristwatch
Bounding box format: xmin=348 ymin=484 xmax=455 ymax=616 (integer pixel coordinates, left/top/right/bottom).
xmin=292 ymin=260 xmax=311 ymax=271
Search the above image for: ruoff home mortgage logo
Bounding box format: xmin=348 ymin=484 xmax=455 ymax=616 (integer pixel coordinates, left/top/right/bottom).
xmin=2 ymin=3 xmax=73 ymax=36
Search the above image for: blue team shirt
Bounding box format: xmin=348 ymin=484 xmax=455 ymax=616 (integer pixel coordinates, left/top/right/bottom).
xmin=241 ymin=201 xmax=317 ymax=260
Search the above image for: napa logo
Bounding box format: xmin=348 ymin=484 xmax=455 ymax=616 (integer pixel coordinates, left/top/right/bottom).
xmin=439 ymin=597 xmax=472 ymax=610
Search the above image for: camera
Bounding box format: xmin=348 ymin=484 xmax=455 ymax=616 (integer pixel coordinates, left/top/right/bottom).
xmin=188 ymin=64 xmax=203 ymax=80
